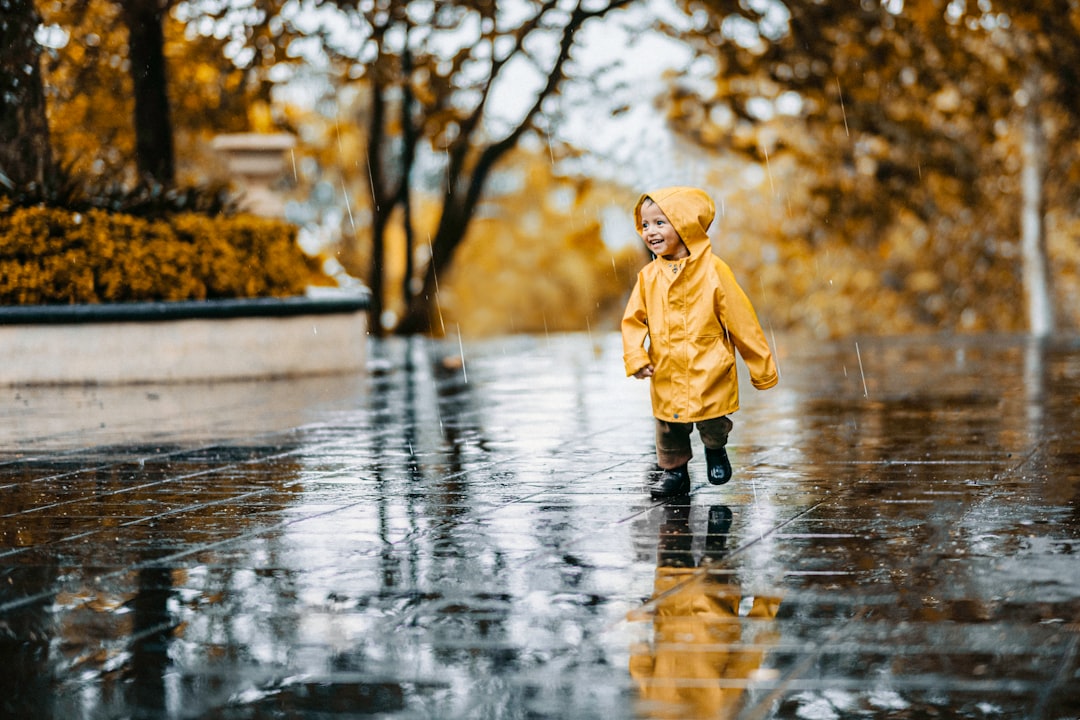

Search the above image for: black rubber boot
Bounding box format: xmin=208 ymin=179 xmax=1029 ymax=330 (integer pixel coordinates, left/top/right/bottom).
xmin=649 ymin=464 xmax=690 ymax=498
xmin=703 ymin=505 xmax=734 ymax=562
xmin=705 ymin=447 xmax=733 ymax=485
xmin=657 ymin=503 xmax=694 ymax=567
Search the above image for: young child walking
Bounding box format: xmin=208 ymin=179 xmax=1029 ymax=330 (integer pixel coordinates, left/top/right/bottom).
xmin=622 ymin=186 xmax=778 ymax=498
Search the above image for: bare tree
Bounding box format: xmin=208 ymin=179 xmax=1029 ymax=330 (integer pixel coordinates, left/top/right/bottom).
xmin=325 ymin=0 xmax=636 ymax=334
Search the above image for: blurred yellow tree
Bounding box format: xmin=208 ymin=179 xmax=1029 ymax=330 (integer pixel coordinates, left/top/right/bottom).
xmin=39 ymin=0 xmax=136 ymax=181
xmin=441 ymin=148 xmax=638 ymax=337
xmin=660 ymin=0 xmax=1080 ymax=336
xmin=39 ymin=0 xmax=285 ymax=185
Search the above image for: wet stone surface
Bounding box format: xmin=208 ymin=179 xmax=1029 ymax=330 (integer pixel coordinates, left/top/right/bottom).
xmin=1 ymin=332 xmax=1079 ymax=719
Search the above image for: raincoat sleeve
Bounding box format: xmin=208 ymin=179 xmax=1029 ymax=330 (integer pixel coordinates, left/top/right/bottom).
xmin=621 ymin=275 xmax=652 ymax=377
xmin=714 ymin=260 xmax=779 ymax=390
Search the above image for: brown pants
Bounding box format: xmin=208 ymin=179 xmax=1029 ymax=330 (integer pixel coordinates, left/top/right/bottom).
xmin=655 ymin=416 xmax=734 ymax=470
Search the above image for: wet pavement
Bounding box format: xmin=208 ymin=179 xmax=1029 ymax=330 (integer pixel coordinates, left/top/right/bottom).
xmin=2 ymin=332 xmax=1079 ymax=719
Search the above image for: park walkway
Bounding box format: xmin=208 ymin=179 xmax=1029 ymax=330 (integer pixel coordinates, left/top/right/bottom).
xmin=1 ymin=332 xmax=1078 ymax=719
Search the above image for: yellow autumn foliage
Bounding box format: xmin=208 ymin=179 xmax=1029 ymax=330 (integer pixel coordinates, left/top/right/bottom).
xmin=0 ymin=207 xmax=317 ymax=305
xmin=425 ymin=152 xmax=638 ymax=338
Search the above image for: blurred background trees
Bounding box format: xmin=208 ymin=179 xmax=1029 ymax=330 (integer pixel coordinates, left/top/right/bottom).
xmin=661 ymin=0 xmax=1080 ymax=337
xmin=2 ymin=0 xmax=1078 ymax=338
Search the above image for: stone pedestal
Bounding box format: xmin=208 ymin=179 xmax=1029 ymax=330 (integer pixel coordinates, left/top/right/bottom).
xmin=211 ymin=133 xmax=297 ymax=217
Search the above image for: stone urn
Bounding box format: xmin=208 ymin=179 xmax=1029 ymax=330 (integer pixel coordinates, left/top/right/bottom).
xmin=211 ymin=132 xmax=297 ymax=217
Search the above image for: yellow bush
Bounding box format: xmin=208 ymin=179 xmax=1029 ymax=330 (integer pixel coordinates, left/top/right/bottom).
xmin=0 ymin=206 xmax=318 ymax=304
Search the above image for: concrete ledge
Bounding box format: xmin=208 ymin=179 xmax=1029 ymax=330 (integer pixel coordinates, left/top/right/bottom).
xmin=0 ymin=291 xmax=370 ymax=385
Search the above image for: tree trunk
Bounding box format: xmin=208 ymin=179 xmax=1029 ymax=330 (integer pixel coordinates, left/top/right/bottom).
xmin=1019 ymin=69 xmax=1054 ymax=337
xmin=0 ymin=0 xmax=52 ymax=190
xmin=120 ymin=0 xmax=175 ymax=186
xmin=369 ymin=206 xmax=388 ymax=333
xmin=366 ymin=78 xmax=389 ymax=335
xmin=395 ymin=196 xmax=468 ymax=335
xmin=399 ymin=47 xmax=417 ymax=311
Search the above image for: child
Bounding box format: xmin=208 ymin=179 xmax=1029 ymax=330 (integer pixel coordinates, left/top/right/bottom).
xmin=622 ymin=186 xmax=778 ymax=498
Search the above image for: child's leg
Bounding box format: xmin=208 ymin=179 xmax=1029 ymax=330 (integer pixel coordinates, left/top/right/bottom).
xmin=698 ymin=416 xmax=735 ymax=485
xmin=697 ymin=416 xmax=734 ymax=449
xmin=654 ymin=419 xmax=693 ymax=469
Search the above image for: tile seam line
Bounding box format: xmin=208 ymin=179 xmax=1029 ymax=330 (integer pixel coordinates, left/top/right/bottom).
xmin=0 ymin=491 xmax=397 ymax=615
xmin=994 ymin=441 xmax=1046 ymax=480
xmin=616 ymin=499 xmax=829 ymax=625
xmin=0 ymin=433 xmax=345 ymax=517
xmin=514 ymin=447 xmax=792 ymax=572
xmin=737 ymin=617 xmax=862 ymax=720
xmin=0 ymin=443 xmax=288 ymax=498
xmin=0 ymin=433 xmax=646 ymax=613
xmin=0 ymin=419 xmax=409 ymax=517
xmin=0 ymin=415 xmax=380 ymax=489
xmin=1 ymin=464 xmax=247 ymax=518
xmin=0 ymin=418 xmax=646 ymax=614
xmin=740 ymin=441 xmax=1052 ymax=720
xmin=1 ymin=424 xmax=646 ymax=607
xmin=1031 ymin=628 xmax=1079 ymax=719
xmin=388 ymin=455 xmax=645 ymax=548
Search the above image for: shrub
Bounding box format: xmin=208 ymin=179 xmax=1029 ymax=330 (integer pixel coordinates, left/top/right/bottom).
xmin=0 ymin=205 xmax=318 ymax=304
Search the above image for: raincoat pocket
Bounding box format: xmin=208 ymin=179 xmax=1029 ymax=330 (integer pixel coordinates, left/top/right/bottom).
xmin=691 ymin=334 xmax=736 ymax=411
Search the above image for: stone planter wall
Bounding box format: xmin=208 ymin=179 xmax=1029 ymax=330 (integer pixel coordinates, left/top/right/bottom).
xmin=0 ymin=291 xmax=369 ymax=385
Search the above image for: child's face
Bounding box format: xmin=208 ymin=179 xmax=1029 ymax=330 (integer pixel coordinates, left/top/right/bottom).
xmin=640 ymin=201 xmax=689 ymax=260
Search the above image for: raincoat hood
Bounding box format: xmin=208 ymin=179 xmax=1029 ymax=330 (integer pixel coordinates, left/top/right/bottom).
xmin=634 ymin=187 xmax=716 ymax=260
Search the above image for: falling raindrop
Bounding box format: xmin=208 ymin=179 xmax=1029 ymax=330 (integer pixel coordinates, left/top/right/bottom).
xmin=762 ymin=142 xmax=775 ymax=196
xmin=429 ymin=235 xmax=446 ymax=335
xmin=341 ymin=180 xmax=357 ymax=235
xmin=836 ymin=77 xmax=850 ymax=137
xmin=855 ymin=341 xmax=868 ymax=398
xmin=544 ymin=116 xmax=556 ymax=165
xmin=290 ymin=149 xmax=298 ymax=183
xmin=769 ymin=324 xmax=781 ymax=380
xmin=456 ymin=324 xmax=468 ymax=383
xmin=366 ymin=157 xmax=379 ymax=211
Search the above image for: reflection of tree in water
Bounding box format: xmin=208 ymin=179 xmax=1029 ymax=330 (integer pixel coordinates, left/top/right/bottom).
xmin=0 ymin=566 xmax=58 ymax=719
xmin=630 ymin=501 xmax=780 ymax=719
xmin=0 ymin=444 xmax=305 ymax=717
xmin=325 ymin=338 xmax=519 ymax=701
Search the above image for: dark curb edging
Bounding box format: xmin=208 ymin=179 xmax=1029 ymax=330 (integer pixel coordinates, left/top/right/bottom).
xmin=0 ymin=291 xmax=371 ymax=325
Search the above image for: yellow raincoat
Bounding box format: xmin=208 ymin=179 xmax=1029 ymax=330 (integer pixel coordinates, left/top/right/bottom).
xmin=629 ymin=574 xmax=781 ymax=718
xmin=622 ymin=187 xmax=778 ymax=422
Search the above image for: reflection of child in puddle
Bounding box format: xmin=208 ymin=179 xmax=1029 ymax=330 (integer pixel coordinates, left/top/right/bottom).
xmin=629 ymin=503 xmax=780 ymax=719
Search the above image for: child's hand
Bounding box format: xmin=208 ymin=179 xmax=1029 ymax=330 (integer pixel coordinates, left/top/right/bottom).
xmin=633 ymin=364 xmax=654 ymax=379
